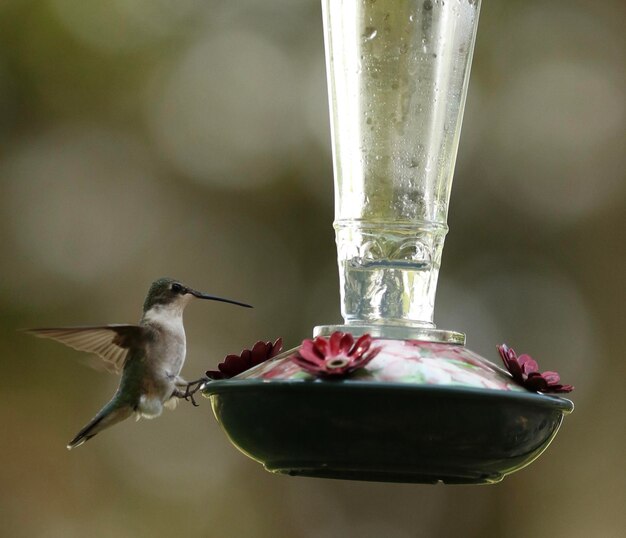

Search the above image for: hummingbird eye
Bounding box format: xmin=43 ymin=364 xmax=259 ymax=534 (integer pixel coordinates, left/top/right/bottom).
xmin=171 ymin=283 xmax=183 ymax=294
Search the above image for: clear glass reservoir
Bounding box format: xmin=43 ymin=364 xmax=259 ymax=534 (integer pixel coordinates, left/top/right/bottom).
xmin=322 ymin=0 xmax=481 ymax=335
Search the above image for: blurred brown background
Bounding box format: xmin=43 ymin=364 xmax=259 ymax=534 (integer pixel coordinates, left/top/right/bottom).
xmin=0 ymin=0 xmax=624 ymax=537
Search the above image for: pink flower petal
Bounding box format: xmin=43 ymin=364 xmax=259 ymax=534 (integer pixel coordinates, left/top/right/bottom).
xmin=219 ymin=355 xmax=250 ymax=376
xmin=291 ymin=354 xmax=322 ymax=372
xmin=313 ymin=336 xmax=329 ymax=357
xmin=352 ymin=352 xmax=376 ymax=369
xmin=250 ymin=341 xmax=268 ymax=365
xmin=269 ymin=338 xmax=283 ymax=359
xmin=339 ymin=332 xmax=354 ymax=354
xmin=525 ymin=372 xmax=548 ymax=392
xmin=240 ymin=349 xmax=252 ymax=365
xmin=518 ymin=354 xmax=539 ymax=374
xmin=351 ymin=334 xmax=372 ymax=358
xmin=297 ymin=341 xmax=325 ymax=365
xmin=498 ymin=345 xmax=518 ymax=372
xmin=498 ymin=344 xmax=517 ymax=364
xmin=542 ymin=371 xmax=561 ymax=385
xmin=552 ymin=384 xmax=574 ymax=393
xmin=328 ymin=332 xmax=343 ymax=356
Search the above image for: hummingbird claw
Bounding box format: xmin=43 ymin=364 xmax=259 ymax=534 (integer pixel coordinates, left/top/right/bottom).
xmin=174 ymin=378 xmax=208 ymax=407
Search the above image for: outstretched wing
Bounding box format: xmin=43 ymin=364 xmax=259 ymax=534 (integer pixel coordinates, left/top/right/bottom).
xmin=25 ymin=325 xmax=146 ymax=374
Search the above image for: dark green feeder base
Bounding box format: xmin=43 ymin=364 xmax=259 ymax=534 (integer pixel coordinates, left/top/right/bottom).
xmin=267 ymin=464 xmax=502 ymax=484
xmin=205 ymin=380 xmax=573 ymax=485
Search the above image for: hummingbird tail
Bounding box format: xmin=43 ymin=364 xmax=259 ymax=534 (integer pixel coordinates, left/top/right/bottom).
xmin=67 ymin=403 xmax=133 ymax=450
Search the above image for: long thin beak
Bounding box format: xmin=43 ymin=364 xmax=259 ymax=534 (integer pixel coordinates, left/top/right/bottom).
xmin=188 ymin=289 xmax=253 ymax=308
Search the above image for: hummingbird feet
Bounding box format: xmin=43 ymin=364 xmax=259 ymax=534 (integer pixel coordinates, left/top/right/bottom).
xmin=173 ymin=378 xmax=208 ymax=407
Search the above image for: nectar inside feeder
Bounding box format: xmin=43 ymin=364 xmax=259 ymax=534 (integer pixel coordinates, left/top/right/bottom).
xmin=204 ymin=0 xmax=573 ymax=484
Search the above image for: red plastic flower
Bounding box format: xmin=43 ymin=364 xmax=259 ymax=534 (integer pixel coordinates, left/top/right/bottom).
xmin=292 ymin=332 xmax=380 ymax=378
xmin=206 ymin=338 xmax=283 ymax=379
xmin=497 ymin=344 xmax=573 ymax=393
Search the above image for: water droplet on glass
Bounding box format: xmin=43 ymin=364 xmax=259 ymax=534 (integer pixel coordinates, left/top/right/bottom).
xmin=362 ymin=27 xmax=378 ymax=42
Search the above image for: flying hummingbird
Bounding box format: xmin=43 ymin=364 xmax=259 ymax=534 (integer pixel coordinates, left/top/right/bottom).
xmin=26 ymin=277 xmax=252 ymax=450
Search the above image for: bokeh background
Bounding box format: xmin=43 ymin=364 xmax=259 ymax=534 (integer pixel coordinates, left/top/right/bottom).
xmin=1 ymin=0 xmax=624 ymax=537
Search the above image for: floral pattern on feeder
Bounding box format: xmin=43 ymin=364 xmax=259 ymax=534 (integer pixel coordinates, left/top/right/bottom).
xmin=235 ymin=333 xmax=528 ymax=392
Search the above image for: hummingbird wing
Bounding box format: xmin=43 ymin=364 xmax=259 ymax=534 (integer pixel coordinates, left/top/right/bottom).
xmin=25 ymin=325 xmax=146 ymax=374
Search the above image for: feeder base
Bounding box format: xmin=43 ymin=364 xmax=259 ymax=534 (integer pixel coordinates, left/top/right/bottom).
xmin=266 ymin=463 xmax=503 ymax=485
xmin=205 ymin=380 xmax=572 ymax=485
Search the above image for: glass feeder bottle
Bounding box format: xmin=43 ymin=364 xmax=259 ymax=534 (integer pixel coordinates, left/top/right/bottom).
xmin=317 ymin=0 xmax=481 ymax=342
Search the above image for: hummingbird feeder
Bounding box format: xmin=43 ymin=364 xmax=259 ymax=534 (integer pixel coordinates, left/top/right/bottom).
xmin=204 ymin=0 xmax=573 ymax=484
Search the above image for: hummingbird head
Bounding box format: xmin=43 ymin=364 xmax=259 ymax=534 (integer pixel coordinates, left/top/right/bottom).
xmin=142 ymin=277 xmax=252 ymax=314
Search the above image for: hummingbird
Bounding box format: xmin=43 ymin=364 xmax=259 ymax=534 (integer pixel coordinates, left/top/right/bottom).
xmin=26 ymin=277 xmax=252 ymax=450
